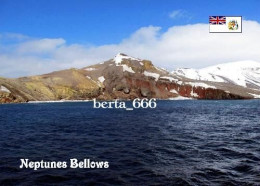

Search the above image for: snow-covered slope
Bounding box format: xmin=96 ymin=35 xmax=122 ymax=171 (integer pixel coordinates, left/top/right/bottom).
xmin=113 ymin=53 xmax=141 ymax=65
xmin=172 ymin=60 xmax=260 ymax=89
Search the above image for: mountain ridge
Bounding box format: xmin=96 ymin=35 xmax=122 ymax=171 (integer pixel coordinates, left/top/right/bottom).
xmin=172 ymin=60 xmax=260 ymax=90
xmin=0 ymin=53 xmax=260 ymax=103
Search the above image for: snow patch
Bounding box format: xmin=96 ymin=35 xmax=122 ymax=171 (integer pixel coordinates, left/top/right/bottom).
xmin=170 ymin=89 xmax=178 ymax=94
xmin=122 ymin=64 xmax=135 ymax=73
xmin=143 ymin=71 xmax=160 ymax=81
xmin=248 ymin=93 xmax=260 ymax=98
xmin=98 ymin=76 xmax=105 ymax=83
xmin=85 ymin=67 xmax=96 ymax=71
xmin=173 ymin=68 xmax=225 ymax=83
xmin=160 ymin=76 xmax=178 ymax=82
xmin=113 ymin=53 xmax=141 ymax=65
xmin=187 ymin=82 xmax=216 ymax=89
xmin=190 ymin=89 xmax=199 ymax=97
xmin=0 ymin=86 xmax=11 ymax=93
xmin=168 ymin=96 xmax=193 ymax=100
xmin=176 ymin=81 xmax=183 ymax=85
xmin=172 ymin=60 xmax=260 ymax=89
xmin=140 ymin=62 xmax=144 ymax=66
xmin=113 ymin=53 xmax=137 ymax=73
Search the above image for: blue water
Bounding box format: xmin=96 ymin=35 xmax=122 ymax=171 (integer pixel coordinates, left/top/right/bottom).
xmin=0 ymin=100 xmax=259 ymax=185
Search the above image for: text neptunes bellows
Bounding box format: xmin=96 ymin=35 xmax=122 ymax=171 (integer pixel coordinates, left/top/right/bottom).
xmin=20 ymin=159 xmax=109 ymax=170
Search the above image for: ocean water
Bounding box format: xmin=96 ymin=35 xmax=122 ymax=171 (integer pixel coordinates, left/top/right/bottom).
xmin=0 ymin=100 xmax=259 ymax=185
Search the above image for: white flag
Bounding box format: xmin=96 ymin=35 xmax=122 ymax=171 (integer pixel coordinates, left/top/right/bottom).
xmin=209 ymin=16 xmax=242 ymax=33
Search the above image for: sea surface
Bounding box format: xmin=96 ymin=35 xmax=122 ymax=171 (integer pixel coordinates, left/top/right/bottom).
xmin=0 ymin=100 xmax=259 ymax=185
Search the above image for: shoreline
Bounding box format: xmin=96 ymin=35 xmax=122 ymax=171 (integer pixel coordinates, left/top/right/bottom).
xmin=2 ymin=97 xmax=257 ymax=105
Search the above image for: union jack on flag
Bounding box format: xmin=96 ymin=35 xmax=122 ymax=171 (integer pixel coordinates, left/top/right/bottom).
xmin=209 ymin=16 xmax=226 ymax=25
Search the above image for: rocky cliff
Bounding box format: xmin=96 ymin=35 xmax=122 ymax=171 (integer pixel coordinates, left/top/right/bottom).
xmin=1 ymin=53 xmax=260 ymax=103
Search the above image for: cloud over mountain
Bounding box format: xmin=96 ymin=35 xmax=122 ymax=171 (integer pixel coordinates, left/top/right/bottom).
xmin=1 ymin=20 xmax=260 ymax=77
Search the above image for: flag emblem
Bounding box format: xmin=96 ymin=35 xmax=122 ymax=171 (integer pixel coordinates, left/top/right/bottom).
xmin=228 ymin=20 xmax=239 ymax=30
xmin=209 ymin=16 xmax=226 ymax=25
xmin=209 ymin=16 xmax=242 ymax=33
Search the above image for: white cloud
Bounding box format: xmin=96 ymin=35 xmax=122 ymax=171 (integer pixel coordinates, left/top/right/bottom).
xmin=1 ymin=20 xmax=260 ymax=78
xmin=0 ymin=33 xmax=29 ymax=41
xmin=17 ymin=38 xmax=65 ymax=54
xmin=169 ymin=9 xmax=190 ymax=19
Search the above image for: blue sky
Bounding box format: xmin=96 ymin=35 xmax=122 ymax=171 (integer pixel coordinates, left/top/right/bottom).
xmin=1 ymin=0 xmax=259 ymax=45
xmin=1 ymin=0 xmax=260 ymax=77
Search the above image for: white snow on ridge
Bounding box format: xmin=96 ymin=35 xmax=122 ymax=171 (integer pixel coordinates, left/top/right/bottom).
xmin=98 ymin=76 xmax=105 ymax=83
xmin=172 ymin=60 xmax=260 ymax=89
xmin=0 ymin=86 xmax=11 ymax=93
xmin=174 ymin=68 xmax=225 ymax=82
xmin=200 ymin=60 xmax=260 ymax=87
xmin=113 ymin=53 xmax=137 ymax=73
xmin=143 ymin=71 xmax=160 ymax=81
xmin=155 ymin=66 xmax=168 ymax=73
xmin=160 ymin=76 xmax=178 ymax=82
xmin=113 ymin=53 xmax=141 ymax=65
xmin=187 ymin=82 xmax=216 ymax=89
xmin=85 ymin=67 xmax=96 ymax=71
